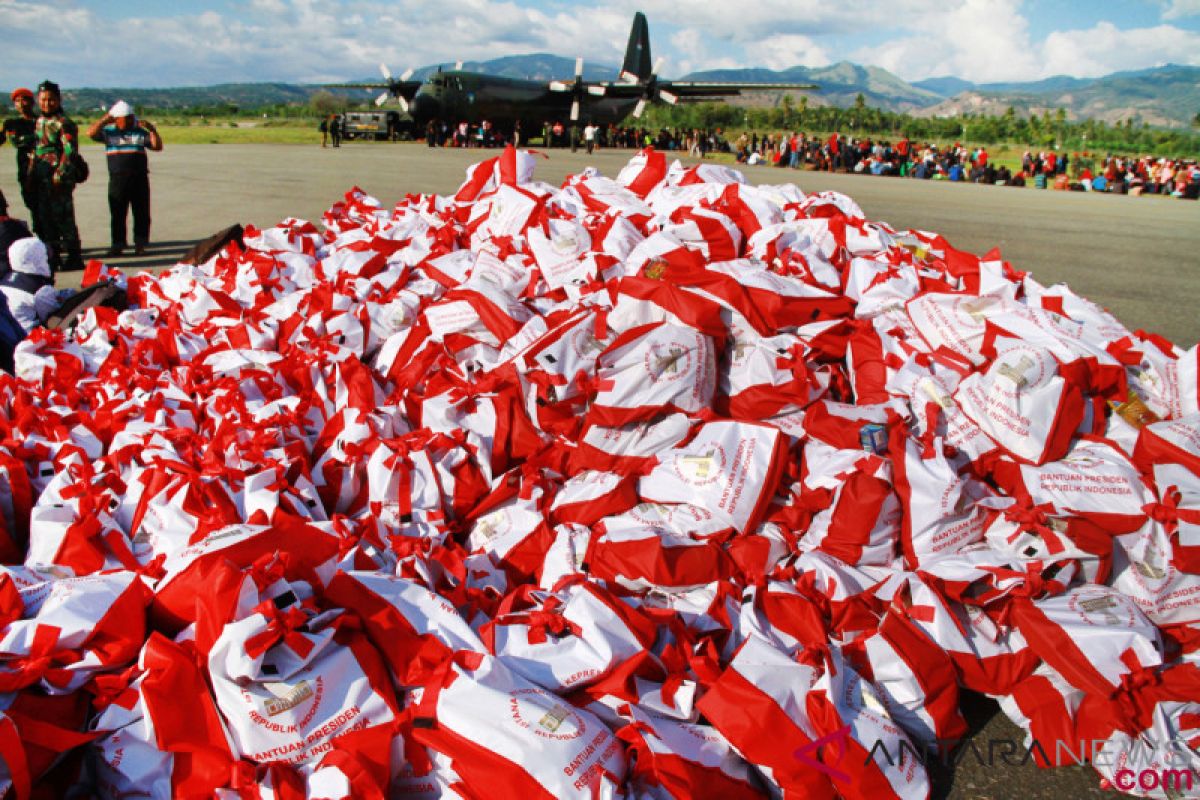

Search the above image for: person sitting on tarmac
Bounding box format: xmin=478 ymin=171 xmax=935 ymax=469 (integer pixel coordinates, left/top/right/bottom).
xmin=2 ymin=238 xmax=62 ymax=332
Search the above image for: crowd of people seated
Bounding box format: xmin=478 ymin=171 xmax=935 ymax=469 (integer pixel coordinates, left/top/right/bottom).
xmin=420 ymin=117 xmax=1200 ymax=199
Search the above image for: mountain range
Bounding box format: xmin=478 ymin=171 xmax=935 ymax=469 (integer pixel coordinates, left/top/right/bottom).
xmin=58 ymin=58 xmax=1200 ymax=129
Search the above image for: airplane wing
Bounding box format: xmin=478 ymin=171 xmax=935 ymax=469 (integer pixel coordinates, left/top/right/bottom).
xmin=580 ymin=79 xmax=818 ymax=117
xmin=322 ymin=81 xmax=422 ymax=99
xmin=591 ymin=80 xmax=816 ymax=98
xmin=654 ymin=81 xmax=818 ymax=98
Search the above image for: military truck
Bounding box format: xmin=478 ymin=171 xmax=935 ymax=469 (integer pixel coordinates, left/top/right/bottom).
xmin=340 ymin=110 xmax=412 ymax=141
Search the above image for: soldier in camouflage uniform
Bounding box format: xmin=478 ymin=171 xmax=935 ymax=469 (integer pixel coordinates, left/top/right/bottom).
xmin=1 ymin=88 xmax=39 ymax=233
xmin=31 ymin=81 xmax=83 ymax=272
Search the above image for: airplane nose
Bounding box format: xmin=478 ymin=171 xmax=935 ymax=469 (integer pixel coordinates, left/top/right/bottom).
xmin=411 ymin=93 xmax=439 ymax=123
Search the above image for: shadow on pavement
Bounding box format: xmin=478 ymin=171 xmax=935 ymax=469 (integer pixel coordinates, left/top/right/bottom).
xmin=81 ymin=239 xmax=202 ymax=271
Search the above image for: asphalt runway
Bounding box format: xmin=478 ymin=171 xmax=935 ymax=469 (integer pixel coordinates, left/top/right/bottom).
xmin=0 ymin=142 xmax=1178 ymax=798
xmin=1 ymin=141 xmax=1196 ymax=346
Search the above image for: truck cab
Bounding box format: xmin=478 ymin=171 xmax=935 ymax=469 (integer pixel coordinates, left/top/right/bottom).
xmin=340 ymin=110 xmax=412 ymax=141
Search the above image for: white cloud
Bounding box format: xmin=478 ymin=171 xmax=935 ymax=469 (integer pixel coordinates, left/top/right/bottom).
xmin=1041 ymin=22 xmax=1200 ymax=76
xmin=1 ymin=0 xmax=1197 ymax=90
xmin=850 ymin=0 xmax=1042 ymax=82
xmin=754 ymin=35 xmax=832 ymax=71
xmin=0 ymin=0 xmax=634 ymax=88
xmin=1162 ymin=0 xmax=1200 ymax=20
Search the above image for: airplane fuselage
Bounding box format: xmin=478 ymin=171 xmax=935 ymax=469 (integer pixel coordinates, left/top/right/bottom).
xmin=411 ymin=71 xmax=640 ymax=131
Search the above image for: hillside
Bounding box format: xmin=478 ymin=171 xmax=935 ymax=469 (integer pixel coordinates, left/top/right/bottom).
xmin=58 ymin=57 xmax=1200 ymax=130
xmin=679 ymin=62 xmax=943 ymax=113
xmin=912 ymin=65 xmax=1200 ymax=128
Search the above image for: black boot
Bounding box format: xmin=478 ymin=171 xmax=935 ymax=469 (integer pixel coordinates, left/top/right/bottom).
xmin=47 ymin=243 xmax=64 ymax=274
xmin=63 ymin=242 xmax=85 ymax=272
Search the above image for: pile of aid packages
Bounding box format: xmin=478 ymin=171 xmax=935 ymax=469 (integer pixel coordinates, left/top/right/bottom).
xmin=2 ymin=146 xmax=1200 ymax=800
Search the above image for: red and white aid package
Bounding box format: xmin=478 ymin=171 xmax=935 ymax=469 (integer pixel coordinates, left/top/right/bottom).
xmin=206 ymin=589 xmax=398 ymax=765
xmin=804 ymin=647 xmax=932 ymax=800
xmin=88 ymin=633 xmax=236 ymax=799
xmin=321 ymin=570 xmax=485 ymax=686
xmin=151 ymin=520 xmax=341 ymax=632
xmin=892 ymin=433 xmax=990 ymax=567
xmin=639 ymin=419 xmax=788 ymax=535
xmin=853 ymin=608 xmax=969 ymax=751
xmin=1073 ymin=662 xmax=1200 ymax=800
xmin=588 ymin=321 xmax=717 ymax=427
xmin=586 ymin=503 xmax=738 ymax=592
xmin=954 ymin=343 xmax=1084 ymax=465
xmin=410 ymin=652 xmax=627 ymax=799
xmin=797 ymin=443 xmax=902 ymax=568
xmin=0 ymin=569 xmax=148 ymax=694
xmin=482 ymin=580 xmax=656 ymax=693
xmin=1135 ymin=413 xmax=1200 ymax=479
xmin=696 ymin=633 xmax=854 ymax=799
xmin=616 ymin=703 xmax=763 ymax=799
xmin=1008 ymin=583 xmax=1163 ymax=696
xmin=905 ymin=292 xmax=1015 ymax=365
xmin=874 ymin=572 xmax=1038 ymax=695
xmin=1112 ymin=463 xmax=1200 ymax=625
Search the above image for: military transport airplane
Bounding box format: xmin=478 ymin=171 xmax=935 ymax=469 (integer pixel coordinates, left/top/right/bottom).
xmin=326 ymin=12 xmax=817 ymax=131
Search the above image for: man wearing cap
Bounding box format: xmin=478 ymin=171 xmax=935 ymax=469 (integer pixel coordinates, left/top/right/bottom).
xmin=31 ymin=80 xmax=83 ymax=272
xmin=1 ymin=89 xmax=40 ymax=232
xmin=87 ymin=101 xmax=163 ymax=257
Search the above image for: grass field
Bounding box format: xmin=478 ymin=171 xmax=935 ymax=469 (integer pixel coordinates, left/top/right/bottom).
xmin=75 ymin=117 xmax=321 ymax=146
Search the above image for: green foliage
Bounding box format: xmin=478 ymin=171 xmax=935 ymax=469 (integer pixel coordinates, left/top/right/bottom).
xmin=640 ymin=100 xmax=1200 ymax=158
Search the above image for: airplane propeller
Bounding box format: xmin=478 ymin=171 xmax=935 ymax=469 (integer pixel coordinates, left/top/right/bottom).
xmin=631 ymin=56 xmax=677 ymax=118
xmin=376 ymin=63 xmax=415 ymax=112
xmin=549 ymin=57 xmax=606 ymax=122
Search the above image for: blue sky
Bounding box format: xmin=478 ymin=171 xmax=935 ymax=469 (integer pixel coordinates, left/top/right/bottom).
xmin=2 ymin=0 xmax=1199 ymax=89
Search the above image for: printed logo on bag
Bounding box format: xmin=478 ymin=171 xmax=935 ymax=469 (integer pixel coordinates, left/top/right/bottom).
xmin=671 ymin=445 xmax=727 ymax=487
xmin=1127 ymin=535 xmax=1172 ymax=586
xmin=508 ymin=688 xmax=585 ymax=741
xmin=996 ymin=355 xmax=1037 ymax=389
xmin=473 ymin=510 xmax=513 ymax=543
xmin=919 ymin=379 xmax=955 ymax=410
xmin=1133 ymin=556 xmax=1168 ymax=581
xmin=644 ymin=257 xmax=669 ymax=280
xmin=571 ymin=327 xmax=606 ymax=359
xmin=954 ymin=296 xmax=992 ymax=324
xmin=263 ymin=680 xmax=315 ymax=717
xmin=241 ymin=676 xmax=325 ymax=731
xmin=1069 ymin=589 xmax=1137 ymax=628
xmin=551 ymin=230 xmax=579 ymax=255
xmin=730 ymin=340 xmax=754 ymax=364
xmin=1059 ymin=452 xmax=1104 ymax=471
xmin=645 ymin=342 xmax=693 ymax=383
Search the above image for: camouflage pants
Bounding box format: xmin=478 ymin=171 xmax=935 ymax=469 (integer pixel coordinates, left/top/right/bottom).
xmin=31 ymin=163 xmax=81 ymax=270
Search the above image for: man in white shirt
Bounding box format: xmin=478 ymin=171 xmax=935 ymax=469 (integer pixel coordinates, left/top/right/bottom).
xmin=583 ymin=123 xmax=597 ymax=155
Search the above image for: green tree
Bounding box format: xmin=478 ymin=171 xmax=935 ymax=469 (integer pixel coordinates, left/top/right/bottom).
xmin=309 ymin=91 xmax=345 ymax=117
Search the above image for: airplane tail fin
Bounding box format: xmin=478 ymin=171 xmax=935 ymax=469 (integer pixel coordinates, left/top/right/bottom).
xmin=621 ymin=12 xmax=652 ymax=82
